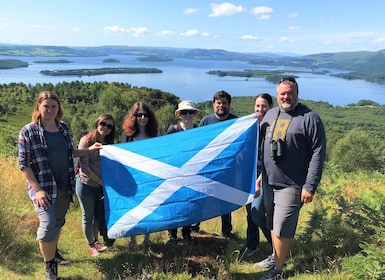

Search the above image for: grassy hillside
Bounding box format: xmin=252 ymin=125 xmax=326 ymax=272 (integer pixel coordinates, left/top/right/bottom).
xmin=1 ymin=154 xmax=384 ymax=279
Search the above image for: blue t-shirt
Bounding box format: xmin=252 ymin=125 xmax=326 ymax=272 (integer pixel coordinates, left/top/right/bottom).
xmin=44 ymin=130 xmax=70 ymax=189
xmin=199 ymin=113 xmax=237 ymax=126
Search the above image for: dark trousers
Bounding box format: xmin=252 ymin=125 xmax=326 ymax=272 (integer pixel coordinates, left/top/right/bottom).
xmin=246 ymin=203 xmax=272 ymax=250
xmin=168 ymin=226 xmax=191 ymax=238
xmin=221 ymin=213 xmax=232 ymax=235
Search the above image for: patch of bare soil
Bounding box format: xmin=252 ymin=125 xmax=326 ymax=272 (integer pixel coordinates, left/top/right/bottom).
xmin=149 ymin=231 xmax=231 ymax=279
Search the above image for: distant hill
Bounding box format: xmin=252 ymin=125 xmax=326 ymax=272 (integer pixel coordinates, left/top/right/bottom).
xmin=0 ymin=43 xmax=385 ymax=83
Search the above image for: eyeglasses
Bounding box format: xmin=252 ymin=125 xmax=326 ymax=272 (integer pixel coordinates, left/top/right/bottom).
xmin=279 ymin=76 xmax=297 ymax=84
xmin=180 ymin=110 xmax=196 ymax=115
xmin=135 ymin=112 xmax=149 ymax=118
xmin=99 ymin=121 xmax=114 ymax=129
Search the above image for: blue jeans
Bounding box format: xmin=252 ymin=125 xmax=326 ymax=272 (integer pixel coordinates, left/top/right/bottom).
xmin=246 ymin=203 xmax=272 ymax=250
xmin=76 ymin=179 xmax=103 ymax=245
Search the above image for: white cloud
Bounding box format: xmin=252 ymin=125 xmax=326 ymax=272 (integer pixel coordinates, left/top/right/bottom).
xmin=240 ymin=35 xmax=259 ymax=40
xmin=183 ymin=8 xmax=198 ymax=15
xmin=250 ymin=6 xmax=273 ymax=20
xmin=180 ymin=29 xmax=200 ymax=37
xmin=103 ymin=26 xmax=149 ymax=37
xmin=72 ymin=27 xmax=82 ymax=32
xmin=103 ymin=25 xmax=129 ymax=34
xmin=201 ymin=32 xmax=210 ymax=37
xmin=0 ymin=22 xmax=9 ymax=30
xmin=279 ymin=36 xmax=295 ymax=43
xmin=130 ymin=27 xmax=150 ymax=38
xmin=288 ymin=12 xmax=299 ymax=18
xmin=209 ymin=3 xmax=245 ymax=17
xmin=157 ymin=30 xmax=176 ymax=37
xmin=288 ymin=26 xmax=299 ymax=30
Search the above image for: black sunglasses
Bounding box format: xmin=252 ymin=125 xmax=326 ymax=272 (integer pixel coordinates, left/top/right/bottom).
xmin=279 ymin=76 xmax=297 ymax=84
xmin=135 ymin=112 xmax=149 ymax=118
xmin=99 ymin=121 xmax=114 ymax=129
xmin=180 ymin=110 xmax=196 ymax=115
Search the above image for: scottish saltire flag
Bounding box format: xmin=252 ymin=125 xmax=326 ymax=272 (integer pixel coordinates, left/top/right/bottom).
xmin=100 ymin=114 xmax=258 ymax=239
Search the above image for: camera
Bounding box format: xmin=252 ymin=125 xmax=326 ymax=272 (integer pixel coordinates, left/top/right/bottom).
xmin=270 ymin=139 xmax=284 ymax=158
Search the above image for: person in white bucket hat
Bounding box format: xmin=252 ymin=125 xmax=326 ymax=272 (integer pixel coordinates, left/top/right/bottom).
xmin=166 ymin=100 xmax=199 ymax=243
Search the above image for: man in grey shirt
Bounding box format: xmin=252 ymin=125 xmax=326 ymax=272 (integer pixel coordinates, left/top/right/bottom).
xmin=256 ymin=77 xmax=326 ymax=280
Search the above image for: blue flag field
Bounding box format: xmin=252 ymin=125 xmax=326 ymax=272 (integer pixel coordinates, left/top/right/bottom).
xmin=100 ymin=114 xmax=258 ymax=239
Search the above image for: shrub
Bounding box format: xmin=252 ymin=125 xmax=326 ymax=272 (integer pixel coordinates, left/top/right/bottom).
xmin=330 ymin=130 xmax=380 ymax=173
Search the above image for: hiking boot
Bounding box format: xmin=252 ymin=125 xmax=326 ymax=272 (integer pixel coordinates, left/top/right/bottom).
xmin=55 ymin=249 xmax=70 ymax=265
xmin=93 ymin=241 xmax=107 ymax=252
xmin=45 ymin=259 xmax=58 ymax=280
xmin=88 ymin=246 xmax=100 ymax=257
xmin=258 ymin=266 xmax=283 ymax=280
xmin=254 ymin=254 xmax=275 ymax=269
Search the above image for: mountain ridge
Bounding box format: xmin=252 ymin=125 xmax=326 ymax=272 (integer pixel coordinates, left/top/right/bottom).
xmin=1 ymin=43 xmax=385 ymax=83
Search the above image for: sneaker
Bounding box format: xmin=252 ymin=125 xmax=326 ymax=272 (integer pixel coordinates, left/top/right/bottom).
xmin=93 ymin=241 xmax=107 ymax=252
xmin=88 ymin=246 xmax=100 ymax=257
xmin=254 ymin=254 xmax=275 ymax=269
xmin=222 ymin=232 xmax=238 ymax=240
xmin=104 ymin=239 xmax=115 ymax=247
xmin=244 ymin=247 xmax=259 ymax=256
xmin=258 ymin=266 xmax=283 ymax=280
xmin=55 ymin=249 xmax=71 ymax=265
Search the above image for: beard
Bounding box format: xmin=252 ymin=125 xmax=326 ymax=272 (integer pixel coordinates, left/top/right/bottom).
xmin=279 ymin=99 xmax=298 ymax=112
xmin=215 ymin=107 xmax=229 ymax=117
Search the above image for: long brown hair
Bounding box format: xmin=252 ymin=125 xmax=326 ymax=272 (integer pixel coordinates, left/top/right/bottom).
xmin=122 ymin=102 xmax=158 ymax=138
xmin=32 ymin=91 xmax=63 ymax=123
xmin=85 ymin=114 xmax=116 ymax=145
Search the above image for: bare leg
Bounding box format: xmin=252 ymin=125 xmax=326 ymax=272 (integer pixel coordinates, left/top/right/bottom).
xmin=39 ymin=235 xmax=59 ymax=261
xmin=271 ymin=230 xmax=291 ymax=270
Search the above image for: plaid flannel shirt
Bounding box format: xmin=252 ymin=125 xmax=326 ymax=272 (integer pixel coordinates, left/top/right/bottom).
xmin=18 ymin=119 xmax=75 ymax=205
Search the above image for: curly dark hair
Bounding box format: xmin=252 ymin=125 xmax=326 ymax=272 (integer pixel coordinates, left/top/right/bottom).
xmin=122 ymin=102 xmax=159 ymax=138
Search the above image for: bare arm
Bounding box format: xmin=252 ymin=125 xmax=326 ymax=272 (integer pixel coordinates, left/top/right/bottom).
xmin=21 ymin=167 xmax=51 ymax=208
xmin=73 ymin=142 xmax=102 ymax=157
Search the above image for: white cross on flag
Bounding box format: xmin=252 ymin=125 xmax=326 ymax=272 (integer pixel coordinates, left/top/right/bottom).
xmin=100 ymin=114 xmax=258 ymax=239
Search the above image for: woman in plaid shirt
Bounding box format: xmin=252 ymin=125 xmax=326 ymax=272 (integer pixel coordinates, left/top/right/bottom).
xmin=18 ymin=91 xmax=102 ymax=280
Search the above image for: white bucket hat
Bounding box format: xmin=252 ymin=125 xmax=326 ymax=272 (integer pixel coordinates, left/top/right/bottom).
xmin=175 ymin=100 xmax=199 ymax=116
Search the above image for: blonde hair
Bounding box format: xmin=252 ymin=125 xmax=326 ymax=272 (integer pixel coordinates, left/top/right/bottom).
xmin=31 ymin=91 xmax=63 ymax=123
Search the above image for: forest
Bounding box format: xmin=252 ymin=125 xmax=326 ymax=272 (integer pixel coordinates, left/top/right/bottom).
xmin=0 ymin=81 xmax=384 ymax=279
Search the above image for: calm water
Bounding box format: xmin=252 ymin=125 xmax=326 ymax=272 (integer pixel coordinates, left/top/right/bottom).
xmin=1 ymin=55 xmax=385 ymax=106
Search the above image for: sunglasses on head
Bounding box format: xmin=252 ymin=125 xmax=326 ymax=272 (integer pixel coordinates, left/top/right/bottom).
xmin=180 ymin=110 xmax=196 ymax=115
xmin=279 ymin=76 xmax=297 ymax=84
xmin=99 ymin=121 xmax=114 ymax=129
xmin=135 ymin=112 xmax=149 ymax=118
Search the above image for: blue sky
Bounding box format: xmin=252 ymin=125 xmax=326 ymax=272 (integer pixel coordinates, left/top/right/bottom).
xmin=1 ymin=0 xmax=384 ymax=55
